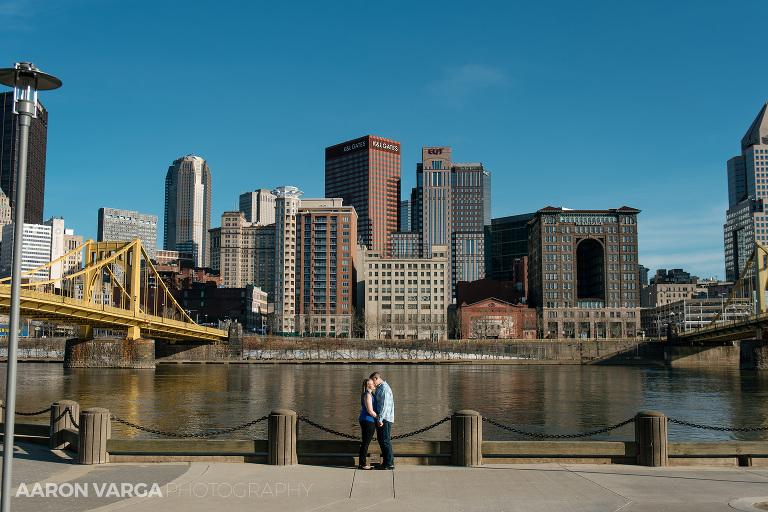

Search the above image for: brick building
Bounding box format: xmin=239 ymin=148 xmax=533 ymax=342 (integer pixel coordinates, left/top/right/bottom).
xmin=458 ymin=298 xmax=536 ymax=339
xmin=528 ymin=206 xmax=641 ymax=338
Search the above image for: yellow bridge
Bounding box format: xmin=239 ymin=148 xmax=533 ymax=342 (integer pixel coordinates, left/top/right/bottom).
xmin=0 ymin=239 xmax=228 ymax=342
xmin=677 ymin=242 xmax=768 ymax=344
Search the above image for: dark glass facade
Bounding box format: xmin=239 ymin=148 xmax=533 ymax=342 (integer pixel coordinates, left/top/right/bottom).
xmin=0 ymin=92 xmax=49 ymax=224
xmin=488 ymin=212 xmax=536 ymax=281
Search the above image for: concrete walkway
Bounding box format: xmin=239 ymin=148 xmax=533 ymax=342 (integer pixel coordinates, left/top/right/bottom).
xmin=2 ymin=442 xmax=768 ymax=511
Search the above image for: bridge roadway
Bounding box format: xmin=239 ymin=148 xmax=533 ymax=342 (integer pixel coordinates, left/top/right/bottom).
xmin=674 ymin=311 xmax=768 ymax=344
xmin=0 ymin=285 xmax=228 ymax=342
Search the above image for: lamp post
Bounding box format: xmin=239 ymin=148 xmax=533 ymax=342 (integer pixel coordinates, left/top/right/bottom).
xmin=0 ymin=62 xmax=61 ymax=512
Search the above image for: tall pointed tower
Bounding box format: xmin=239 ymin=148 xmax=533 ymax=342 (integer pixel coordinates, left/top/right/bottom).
xmin=164 ymin=154 xmax=212 ymax=268
xmin=724 ymin=102 xmax=768 ymax=281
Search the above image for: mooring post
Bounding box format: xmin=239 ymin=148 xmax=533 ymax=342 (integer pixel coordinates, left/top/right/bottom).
xmin=50 ymin=400 xmax=79 ymax=450
xmin=78 ymin=408 xmax=110 ymax=464
xmin=452 ymin=410 xmax=482 ymax=466
xmin=635 ymin=410 xmax=668 ymax=467
xmin=268 ymin=409 xmax=297 ymax=465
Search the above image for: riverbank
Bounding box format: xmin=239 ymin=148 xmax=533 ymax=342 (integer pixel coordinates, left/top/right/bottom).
xmin=4 ymin=337 xmax=762 ymax=368
xmin=2 ymin=337 xmax=666 ymax=365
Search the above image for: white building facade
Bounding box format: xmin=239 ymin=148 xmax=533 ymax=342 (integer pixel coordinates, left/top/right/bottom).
xmin=0 ymin=223 xmax=52 ymax=281
xmin=359 ymin=244 xmax=449 ymax=339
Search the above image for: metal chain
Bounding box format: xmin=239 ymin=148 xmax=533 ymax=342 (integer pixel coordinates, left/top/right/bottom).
xmin=668 ymin=418 xmax=768 ymax=432
xmin=297 ymin=415 xmax=361 ymax=439
xmin=0 ymin=404 xmax=52 ymax=416
xmin=392 ymin=416 xmax=451 ymax=440
xmin=52 ymin=409 xmax=68 ymax=423
xmin=297 ymin=415 xmax=452 ymax=440
xmin=110 ymin=414 xmax=269 ymax=438
xmin=483 ymin=416 xmax=636 ymax=439
xmin=66 ymin=407 xmax=79 ymax=429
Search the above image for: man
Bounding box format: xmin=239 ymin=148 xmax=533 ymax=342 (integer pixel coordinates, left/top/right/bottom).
xmin=370 ymin=371 xmax=394 ymax=469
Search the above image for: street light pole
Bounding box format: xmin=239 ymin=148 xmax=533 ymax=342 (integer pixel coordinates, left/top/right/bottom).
xmin=0 ymin=62 xmax=61 ymax=512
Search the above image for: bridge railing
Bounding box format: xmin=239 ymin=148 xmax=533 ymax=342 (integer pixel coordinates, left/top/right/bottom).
xmin=680 ymin=310 xmax=768 ymax=339
xmin=0 ymin=284 xmax=225 ymax=336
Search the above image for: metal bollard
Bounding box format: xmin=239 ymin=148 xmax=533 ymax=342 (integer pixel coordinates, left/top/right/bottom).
xmin=268 ymin=409 xmax=297 ymax=465
xmin=50 ymin=400 xmax=79 ymax=450
xmin=78 ymin=408 xmax=110 ymax=464
xmin=452 ymin=410 xmax=482 ymax=466
xmin=635 ymin=410 xmax=668 ymax=467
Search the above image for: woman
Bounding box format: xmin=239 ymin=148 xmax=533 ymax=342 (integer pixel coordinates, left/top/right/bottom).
xmin=358 ymin=378 xmax=378 ymax=470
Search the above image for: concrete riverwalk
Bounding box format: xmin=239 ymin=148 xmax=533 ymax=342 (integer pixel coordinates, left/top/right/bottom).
xmin=2 ymin=442 xmax=768 ymax=512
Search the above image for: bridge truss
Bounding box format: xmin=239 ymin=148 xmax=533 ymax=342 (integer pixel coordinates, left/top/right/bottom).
xmin=0 ymin=239 xmax=227 ymax=342
xmin=677 ymin=242 xmax=768 ymax=343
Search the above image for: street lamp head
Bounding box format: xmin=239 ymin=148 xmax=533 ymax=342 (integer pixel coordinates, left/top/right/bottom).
xmin=0 ymin=62 xmax=62 ymax=118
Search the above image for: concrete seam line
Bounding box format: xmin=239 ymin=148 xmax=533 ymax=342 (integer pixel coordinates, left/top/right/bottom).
xmin=330 ymin=497 xmax=395 ymax=511
xmin=739 ymin=467 xmax=768 ymax=482
xmin=613 ymin=500 xmax=635 ymax=511
xmin=349 ymin=467 xmax=356 ymax=499
xmin=559 ymin=463 xmax=633 ymax=503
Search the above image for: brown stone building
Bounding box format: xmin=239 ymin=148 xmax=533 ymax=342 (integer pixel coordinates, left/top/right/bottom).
xmin=528 ymin=206 xmax=641 ymax=338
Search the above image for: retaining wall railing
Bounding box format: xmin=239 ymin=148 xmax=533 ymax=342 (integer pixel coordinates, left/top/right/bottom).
xmin=2 ymin=401 xmax=768 ymax=467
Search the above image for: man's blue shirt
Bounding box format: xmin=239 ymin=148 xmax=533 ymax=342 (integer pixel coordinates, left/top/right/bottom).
xmin=375 ymin=380 xmax=394 ymax=424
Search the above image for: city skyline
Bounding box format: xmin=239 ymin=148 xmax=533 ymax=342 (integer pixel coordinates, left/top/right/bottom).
xmin=2 ymin=2 xmax=767 ymax=280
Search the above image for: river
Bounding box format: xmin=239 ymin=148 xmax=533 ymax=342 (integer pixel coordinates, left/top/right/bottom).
xmin=3 ymin=363 xmax=767 ymax=442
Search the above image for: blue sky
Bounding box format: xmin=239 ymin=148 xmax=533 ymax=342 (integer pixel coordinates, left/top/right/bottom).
xmin=2 ymin=0 xmax=767 ymax=280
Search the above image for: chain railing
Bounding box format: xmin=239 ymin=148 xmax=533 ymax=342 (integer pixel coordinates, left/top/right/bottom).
xmin=110 ymin=414 xmax=269 ymax=438
xmin=392 ymin=416 xmax=451 ymax=439
xmin=66 ymin=407 xmax=79 ymax=429
xmin=8 ymin=404 xmax=768 ymax=439
xmin=482 ymin=416 xmax=637 ymax=439
xmin=668 ymin=418 xmax=768 ymax=432
xmin=0 ymin=403 xmax=52 ymax=416
xmin=297 ymin=415 xmax=452 ymax=441
xmin=297 ymin=415 xmax=361 ymax=439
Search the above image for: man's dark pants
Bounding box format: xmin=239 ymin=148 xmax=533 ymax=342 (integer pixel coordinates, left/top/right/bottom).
xmin=376 ymin=420 xmax=393 ymax=467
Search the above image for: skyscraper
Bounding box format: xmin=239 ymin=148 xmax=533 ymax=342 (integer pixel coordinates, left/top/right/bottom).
xmin=164 ymin=154 xmax=212 ymax=268
xmin=239 ymin=188 xmax=276 ymax=225
xmin=98 ymin=207 xmax=158 ymax=260
xmin=488 ymin=212 xmax=536 ymax=281
xmin=400 ymin=199 xmax=412 ymax=232
xmin=724 ymin=102 xmax=768 ymax=282
xmin=408 ymin=147 xmax=491 ymax=297
xmin=273 ymin=186 xmax=303 ymax=334
xmin=325 ymin=135 xmax=401 ymax=256
xmin=0 ymin=223 xmax=51 ymax=281
xmin=271 ymin=187 xmax=358 ymax=336
xmin=209 ymin=210 xmax=275 ymax=294
xmin=0 ymin=91 xmax=49 ymax=224
xmin=528 ymin=206 xmax=641 ymax=338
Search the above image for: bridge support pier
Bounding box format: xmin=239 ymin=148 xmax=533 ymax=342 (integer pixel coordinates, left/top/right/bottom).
xmin=228 ymin=323 xmax=243 ymax=359
xmin=739 ymin=340 xmax=768 ymax=370
xmin=64 ymin=338 xmax=155 ymax=368
xmin=664 ymin=344 xmax=740 ymax=367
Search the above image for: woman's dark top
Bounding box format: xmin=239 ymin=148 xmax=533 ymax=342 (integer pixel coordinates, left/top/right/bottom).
xmin=359 ymin=391 xmax=377 ymax=422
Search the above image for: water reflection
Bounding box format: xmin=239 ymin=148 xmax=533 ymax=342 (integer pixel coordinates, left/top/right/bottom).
xmin=2 ymin=363 xmax=767 ymax=441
